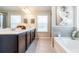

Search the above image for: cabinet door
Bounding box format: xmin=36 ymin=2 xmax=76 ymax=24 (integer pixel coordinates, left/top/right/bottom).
xmin=54 ymin=39 xmax=65 ymax=53
xmin=34 ymin=29 xmax=36 ymax=40
xmin=27 ymin=31 xmax=31 ymax=48
xmin=30 ymin=29 xmax=36 ymax=43
xmin=33 ymin=29 xmax=35 ymax=40
xmin=30 ymin=30 xmax=32 ymax=43
xmin=30 ymin=30 xmax=34 ymax=42
xmin=0 ymin=35 xmax=17 ymax=53
xmin=18 ymin=33 xmax=26 ymax=53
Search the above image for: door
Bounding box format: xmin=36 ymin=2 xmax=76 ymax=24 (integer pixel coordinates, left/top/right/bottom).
xmin=36 ymin=13 xmax=51 ymax=38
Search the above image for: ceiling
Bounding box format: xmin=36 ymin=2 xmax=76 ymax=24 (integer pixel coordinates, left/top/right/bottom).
xmin=21 ymin=6 xmax=51 ymax=11
xmin=0 ymin=6 xmax=51 ymax=12
xmin=0 ymin=6 xmax=21 ymax=11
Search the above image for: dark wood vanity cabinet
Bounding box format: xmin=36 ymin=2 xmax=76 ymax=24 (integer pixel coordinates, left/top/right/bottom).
xmin=0 ymin=28 xmax=36 ymax=53
xmin=26 ymin=29 xmax=36 ymax=50
xmin=0 ymin=35 xmax=18 ymax=53
xmin=0 ymin=33 xmax=26 ymax=53
xmin=0 ymin=34 xmax=26 ymax=53
xmin=33 ymin=29 xmax=36 ymax=40
xmin=18 ymin=33 xmax=26 ymax=53
xmin=26 ymin=31 xmax=31 ymax=49
xmin=30 ymin=29 xmax=36 ymax=43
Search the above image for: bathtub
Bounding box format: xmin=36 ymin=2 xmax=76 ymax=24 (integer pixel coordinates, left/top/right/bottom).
xmin=54 ymin=37 xmax=79 ymax=53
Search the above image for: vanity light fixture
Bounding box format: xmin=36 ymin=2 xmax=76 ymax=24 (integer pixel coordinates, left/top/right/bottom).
xmin=22 ymin=7 xmax=32 ymax=14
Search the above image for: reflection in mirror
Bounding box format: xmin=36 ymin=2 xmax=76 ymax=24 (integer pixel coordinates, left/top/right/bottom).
xmin=0 ymin=13 xmax=3 ymax=29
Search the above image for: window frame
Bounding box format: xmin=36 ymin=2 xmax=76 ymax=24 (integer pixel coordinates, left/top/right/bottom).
xmin=36 ymin=15 xmax=48 ymax=32
xmin=10 ymin=15 xmax=22 ymax=28
xmin=0 ymin=13 xmax=3 ymax=29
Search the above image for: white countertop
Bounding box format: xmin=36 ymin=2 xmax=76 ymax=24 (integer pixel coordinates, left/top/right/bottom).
xmin=54 ymin=37 xmax=79 ymax=53
xmin=0 ymin=28 xmax=35 ymax=35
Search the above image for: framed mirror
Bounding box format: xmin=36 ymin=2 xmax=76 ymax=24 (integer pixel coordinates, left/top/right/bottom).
xmin=24 ymin=18 xmax=28 ymax=23
xmin=31 ymin=18 xmax=35 ymax=24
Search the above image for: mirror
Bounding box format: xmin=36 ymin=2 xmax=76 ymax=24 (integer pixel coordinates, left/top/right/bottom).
xmin=31 ymin=18 xmax=35 ymax=24
xmin=24 ymin=18 xmax=28 ymax=24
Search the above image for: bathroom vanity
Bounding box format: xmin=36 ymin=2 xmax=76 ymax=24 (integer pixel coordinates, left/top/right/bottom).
xmin=0 ymin=28 xmax=36 ymax=53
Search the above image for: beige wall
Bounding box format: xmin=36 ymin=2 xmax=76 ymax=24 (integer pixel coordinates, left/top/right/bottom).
xmin=34 ymin=10 xmax=51 ymax=38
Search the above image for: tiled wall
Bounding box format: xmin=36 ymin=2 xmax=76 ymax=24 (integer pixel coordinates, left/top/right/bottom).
xmin=53 ymin=26 xmax=75 ymax=37
xmin=52 ymin=6 xmax=76 ymax=37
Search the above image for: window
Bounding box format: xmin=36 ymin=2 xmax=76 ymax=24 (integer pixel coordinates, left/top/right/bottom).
xmin=37 ymin=15 xmax=48 ymax=32
xmin=11 ymin=15 xmax=21 ymax=28
xmin=0 ymin=13 xmax=3 ymax=29
xmin=77 ymin=7 xmax=79 ymax=30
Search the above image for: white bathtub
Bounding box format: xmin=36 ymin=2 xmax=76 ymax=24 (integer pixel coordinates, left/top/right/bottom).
xmin=54 ymin=37 xmax=79 ymax=53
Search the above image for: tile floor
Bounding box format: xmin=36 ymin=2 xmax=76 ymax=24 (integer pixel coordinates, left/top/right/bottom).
xmin=26 ymin=37 xmax=56 ymax=53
